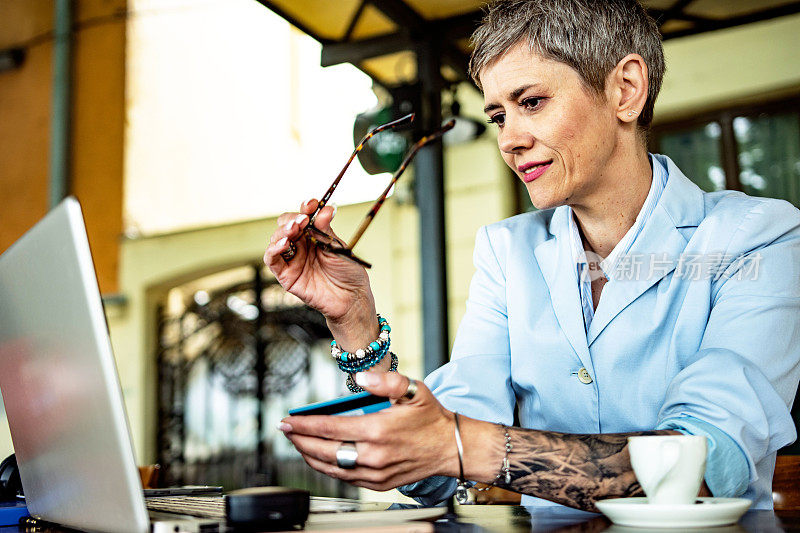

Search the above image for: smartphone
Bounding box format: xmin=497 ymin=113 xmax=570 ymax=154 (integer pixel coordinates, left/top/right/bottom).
xmin=289 ymin=392 xmax=391 ymax=417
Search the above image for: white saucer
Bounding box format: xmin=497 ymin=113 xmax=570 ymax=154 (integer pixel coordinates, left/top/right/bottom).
xmin=595 ymin=497 xmax=751 ymax=529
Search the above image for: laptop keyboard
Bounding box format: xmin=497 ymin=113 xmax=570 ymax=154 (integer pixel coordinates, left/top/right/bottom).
xmin=145 ymin=496 xmax=226 ymax=519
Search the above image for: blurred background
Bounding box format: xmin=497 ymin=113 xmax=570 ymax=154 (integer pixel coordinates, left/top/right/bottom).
xmin=1 ymin=0 xmax=799 ymax=501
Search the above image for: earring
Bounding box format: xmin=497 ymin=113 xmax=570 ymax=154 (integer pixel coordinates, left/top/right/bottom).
xmin=627 ymin=110 xmax=639 ymax=118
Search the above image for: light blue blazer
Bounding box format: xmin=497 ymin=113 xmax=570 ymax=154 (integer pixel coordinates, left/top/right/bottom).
xmin=412 ymin=155 xmax=800 ymax=509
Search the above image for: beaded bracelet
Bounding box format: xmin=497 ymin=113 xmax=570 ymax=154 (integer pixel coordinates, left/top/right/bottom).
xmin=331 ymin=315 xmax=391 ymax=374
xmin=345 ymin=352 xmax=399 ymax=393
xmin=335 ymin=339 xmax=390 ymax=373
xmin=330 ymin=314 xmax=397 ymax=392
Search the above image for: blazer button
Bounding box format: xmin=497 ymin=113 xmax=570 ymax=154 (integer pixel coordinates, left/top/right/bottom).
xmin=577 ymin=368 xmax=593 ymax=384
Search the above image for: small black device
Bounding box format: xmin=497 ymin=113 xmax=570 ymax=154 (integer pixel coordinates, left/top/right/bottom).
xmin=226 ymin=486 xmax=309 ymax=531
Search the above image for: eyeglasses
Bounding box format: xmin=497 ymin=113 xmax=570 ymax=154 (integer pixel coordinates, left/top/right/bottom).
xmin=301 ymin=113 xmax=455 ymax=269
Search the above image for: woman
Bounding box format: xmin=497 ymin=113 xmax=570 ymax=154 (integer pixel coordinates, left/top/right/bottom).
xmin=264 ymin=0 xmax=800 ymax=511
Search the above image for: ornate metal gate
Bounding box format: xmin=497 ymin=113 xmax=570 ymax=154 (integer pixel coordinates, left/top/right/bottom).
xmin=156 ymin=264 xmax=356 ymax=497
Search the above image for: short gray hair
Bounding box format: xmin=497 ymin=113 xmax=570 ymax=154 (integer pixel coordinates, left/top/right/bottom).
xmin=469 ymin=0 xmax=665 ymax=128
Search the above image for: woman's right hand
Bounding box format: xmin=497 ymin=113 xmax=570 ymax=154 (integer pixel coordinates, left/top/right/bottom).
xmin=264 ymin=199 xmax=379 ymax=351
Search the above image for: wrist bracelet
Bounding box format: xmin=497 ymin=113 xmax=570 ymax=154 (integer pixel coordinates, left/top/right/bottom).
xmin=345 ymin=352 xmax=398 ymax=392
xmin=453 ymin=412 xmax=470 ymax=504
xmin=453 ymin=418 xmax=513 ymax=504
xmin=473 ymin=425 xmax=512 ymax=492
xmin=331 ymin=314 xmax=391 ymax=373
xmin=333 ymin=314 xmax=396 ymax=392
xmin=336 ymin=341 xmax=389 ymax=372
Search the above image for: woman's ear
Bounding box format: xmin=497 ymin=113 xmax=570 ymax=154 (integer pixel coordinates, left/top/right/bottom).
xmin=611 ymin=53 xmax=649 ymax=124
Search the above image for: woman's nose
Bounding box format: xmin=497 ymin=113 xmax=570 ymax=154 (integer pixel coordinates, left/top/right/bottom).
xmin=498 ymin=120 xmax=534 ymax=154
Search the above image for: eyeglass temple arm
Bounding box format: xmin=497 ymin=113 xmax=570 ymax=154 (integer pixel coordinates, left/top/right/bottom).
xmin=311 ymin=113 xmax=415 ymax=223
xmin=348 ymin=119 xmax=456 ymax=249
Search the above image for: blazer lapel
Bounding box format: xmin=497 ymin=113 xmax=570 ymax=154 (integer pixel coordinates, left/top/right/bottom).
xmin=587 ymin=156 xmax=706 ymax=346
xmin=535 ymin=207 xmax=594 ymax=375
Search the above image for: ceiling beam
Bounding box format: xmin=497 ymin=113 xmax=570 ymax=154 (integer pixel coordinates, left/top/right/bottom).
xmin=442 ymin=46 xmax=470 ymax=82
xmin=661 ymin=1 xmax=800 ymax=40
xmin=321 ymin=31 xmax=413 ymax=67
xmin=321 ymin=30 xmax=470 ymax=83
xmin=429 ymin=10 xmax=484 ymax=42
xmin=343 ymin=0 xmax=369 ymax=41
xmin=367 ymin=0 xmax=425 ymax=29
xmin=651 ymin=0 xmax=696 ymax=27
xmin=654 ymin=12 xmax=721 ymax=24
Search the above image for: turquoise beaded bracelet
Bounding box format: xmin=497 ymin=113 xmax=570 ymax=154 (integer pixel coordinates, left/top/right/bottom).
xmin=331 ymin=314 xmax=391 ymax=372
xmin=330 ymin=315 xmax=397 ymax=390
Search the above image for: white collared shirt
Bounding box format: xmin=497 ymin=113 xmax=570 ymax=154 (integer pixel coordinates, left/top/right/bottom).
xmin=568 ymin=154 xmax=668 ymax=333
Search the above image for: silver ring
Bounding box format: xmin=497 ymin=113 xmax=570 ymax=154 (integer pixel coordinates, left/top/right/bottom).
xmin=336 ymin=441 xmax=358 ymax=469
xmin=402 ymin=378 xmax=418 ymax=401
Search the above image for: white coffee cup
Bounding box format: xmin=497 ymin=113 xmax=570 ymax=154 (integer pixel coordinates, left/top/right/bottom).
xmin=627 ymin=435 xmax=707 ymax=505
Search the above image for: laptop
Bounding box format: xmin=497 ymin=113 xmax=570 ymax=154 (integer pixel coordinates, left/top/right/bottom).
xmin=0 ymin=198 xmax=223 ymax=533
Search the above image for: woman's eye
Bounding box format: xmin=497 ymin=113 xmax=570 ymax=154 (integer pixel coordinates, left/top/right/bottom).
xmin=521 ymin=97 xmax=543 ymax=110
xmin=487 ymin=113 xmax=506 ymax=127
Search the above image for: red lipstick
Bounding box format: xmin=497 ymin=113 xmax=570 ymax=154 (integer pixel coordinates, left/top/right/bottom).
xmin=518 ymin=160 xmax=552 ymax=183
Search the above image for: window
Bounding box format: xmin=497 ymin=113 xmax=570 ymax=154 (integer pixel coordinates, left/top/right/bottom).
xmin=657 ymin=122 xmax=726 ymax=193
xmin=652 ymin=96 xmax=800 ymax=207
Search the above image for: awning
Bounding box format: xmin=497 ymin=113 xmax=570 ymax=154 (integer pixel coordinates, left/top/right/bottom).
xmin=255 ymin=0 xmax=800 ymax=87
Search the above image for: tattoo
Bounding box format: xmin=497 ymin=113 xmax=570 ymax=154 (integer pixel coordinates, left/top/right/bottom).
xmin=496 ymin=428 xmax=668 ymax=512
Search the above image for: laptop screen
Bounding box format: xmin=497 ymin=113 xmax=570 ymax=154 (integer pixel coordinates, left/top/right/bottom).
xmin=0 ymin=198 xmax=150 ymax=533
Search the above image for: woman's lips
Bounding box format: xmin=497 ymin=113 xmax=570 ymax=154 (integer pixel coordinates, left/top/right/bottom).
xmin=518 ymin=161 xmax=552 ymax=183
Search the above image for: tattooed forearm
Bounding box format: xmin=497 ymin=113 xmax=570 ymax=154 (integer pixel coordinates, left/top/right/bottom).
xmin=495 ymin=428 xmax=670 ymax=512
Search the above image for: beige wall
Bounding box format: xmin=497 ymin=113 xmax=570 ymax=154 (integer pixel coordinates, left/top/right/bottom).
xmin=71 ymin=0 xmax=126 ymax=294
xmin=0 ymin=0 xmax=125 ymax=294
xmin=0 ymin=1 xmax=55 ymax=265
xmin=656 ymin=12 xmax=800 ymax=121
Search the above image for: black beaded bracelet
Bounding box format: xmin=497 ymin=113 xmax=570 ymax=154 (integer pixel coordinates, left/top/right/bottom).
xmin=345 ymin=352 xmax=399 ymax=393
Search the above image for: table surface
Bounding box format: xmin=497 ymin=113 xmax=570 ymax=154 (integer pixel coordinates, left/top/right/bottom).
xmin=436 ymin=506 xmax=800 ymax=532
xmin=1 ymin=502 xmax=798 ymax=532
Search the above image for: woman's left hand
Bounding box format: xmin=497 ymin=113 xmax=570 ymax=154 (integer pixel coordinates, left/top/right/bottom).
xmin=279 ymin=372 xmax=456 ymax=491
